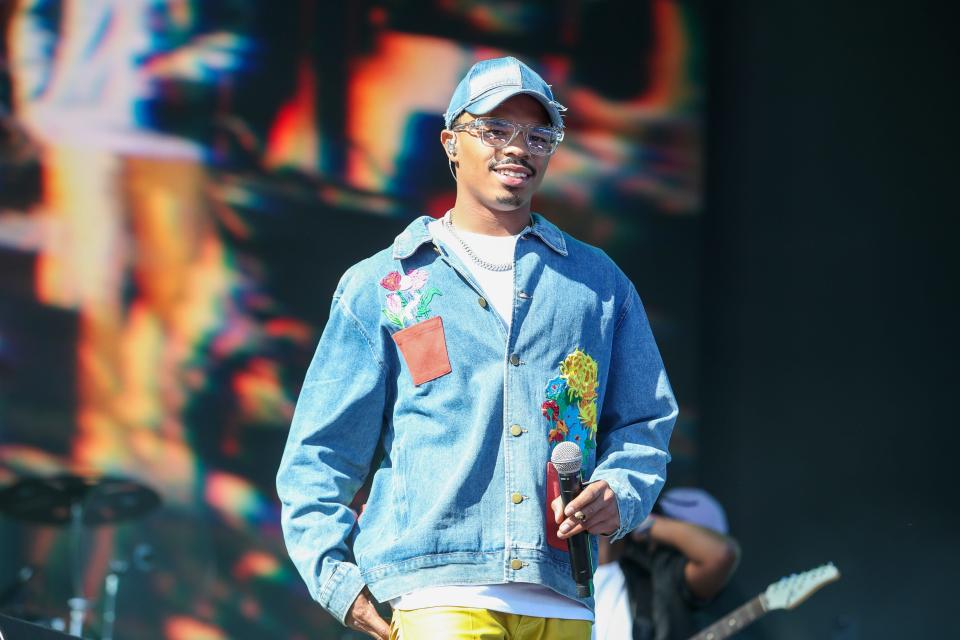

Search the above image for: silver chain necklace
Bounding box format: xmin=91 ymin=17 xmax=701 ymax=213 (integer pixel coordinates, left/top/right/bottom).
xmin=443 ymin=211 xmax=516 ymax=272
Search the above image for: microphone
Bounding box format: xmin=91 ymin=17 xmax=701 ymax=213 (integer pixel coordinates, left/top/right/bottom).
xmin=550 ymin=442 xmax=594 ymax=598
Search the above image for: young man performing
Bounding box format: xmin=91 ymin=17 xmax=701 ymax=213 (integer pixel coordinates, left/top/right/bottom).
xmin=277 ymin=56 xmax=678 ymax=640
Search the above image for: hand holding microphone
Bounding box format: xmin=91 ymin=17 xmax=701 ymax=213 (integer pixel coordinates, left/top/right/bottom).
xmin=550 ymin=442 xmax=593 ymax=597
xmin=550 ymin=442 xmax=623 ymax=598
xmin=551 ymin=444 xmax=622 ymax=541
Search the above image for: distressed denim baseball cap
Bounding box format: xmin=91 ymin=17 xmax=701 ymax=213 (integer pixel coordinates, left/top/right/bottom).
xmin=443 ymin=56 xmax=566 ymax=130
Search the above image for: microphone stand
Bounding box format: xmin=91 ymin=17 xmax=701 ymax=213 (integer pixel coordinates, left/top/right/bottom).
xmin=102 ymin=544 xmax=154 ymax=640
xmin=67 ymin=502 xmax=87 ymax=638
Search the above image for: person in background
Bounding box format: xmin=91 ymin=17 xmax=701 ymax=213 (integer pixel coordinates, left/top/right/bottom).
xmin=593 ymin=488 xmax=740 ymax=640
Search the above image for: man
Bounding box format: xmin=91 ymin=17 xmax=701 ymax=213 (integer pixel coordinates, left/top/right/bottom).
xmin=593 ymin=488 xmax=740 ymax=640
xmin=277 ymin=56 xmax=678 ymax=640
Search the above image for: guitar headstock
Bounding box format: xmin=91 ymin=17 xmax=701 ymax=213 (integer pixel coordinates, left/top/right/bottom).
xmin=763 ymin=562 xmax=840 ymax=611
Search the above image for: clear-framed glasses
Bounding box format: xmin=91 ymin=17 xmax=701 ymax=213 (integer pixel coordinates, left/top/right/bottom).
xmin=451 ymin=118 xmax=564 ymax=156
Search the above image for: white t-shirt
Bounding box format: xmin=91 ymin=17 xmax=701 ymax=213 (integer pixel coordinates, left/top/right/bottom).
xmin=428 ymin=218 xmax=518 ymax=329
xmin=395 ymin=217 xmax=592 ymax=622
xmin=391 ymin=582 xmax=593 ymax=621
xmin=591 ymin=562 xmax=633 ymax=639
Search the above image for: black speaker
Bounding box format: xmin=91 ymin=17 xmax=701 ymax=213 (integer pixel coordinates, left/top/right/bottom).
xmin=0 ymin=614 xmax=73 ymax=639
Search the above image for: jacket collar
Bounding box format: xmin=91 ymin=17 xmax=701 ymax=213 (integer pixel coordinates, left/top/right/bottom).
xmin=525 ymin=214 xmax=568 ymax=256
xmin=392 ymin=213 xmax=568 ymax=259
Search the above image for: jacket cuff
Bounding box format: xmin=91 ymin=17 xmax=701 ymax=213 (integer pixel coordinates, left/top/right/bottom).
xmin=317 ymin=561 xmax=367 ymax=625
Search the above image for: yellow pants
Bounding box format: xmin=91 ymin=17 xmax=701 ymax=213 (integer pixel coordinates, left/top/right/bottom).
xmin=390 ymin=607 xmax=592 ymax=640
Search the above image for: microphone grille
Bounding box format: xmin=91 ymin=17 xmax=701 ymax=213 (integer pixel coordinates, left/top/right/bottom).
xmin=551 ymin=441 xmax=582 ymax=475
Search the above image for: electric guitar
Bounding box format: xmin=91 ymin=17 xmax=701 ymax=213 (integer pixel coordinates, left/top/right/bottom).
xmin=688 ymin=562 xmax=840 ymax=640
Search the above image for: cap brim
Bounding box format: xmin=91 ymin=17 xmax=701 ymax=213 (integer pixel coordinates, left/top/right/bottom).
xmin=465 ymin=88 xmax=563 ymax=129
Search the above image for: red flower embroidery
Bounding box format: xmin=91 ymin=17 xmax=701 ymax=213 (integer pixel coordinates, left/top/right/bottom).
xmin=548 ymin=419 xmax=569 ymax=444
xmin=541 ymin=399 xmax=559 ymax=422
xmin=380 ymin=271 xmax=402 ymax=291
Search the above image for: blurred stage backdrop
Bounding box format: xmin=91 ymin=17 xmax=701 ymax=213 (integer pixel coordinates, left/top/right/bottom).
xmin=0 ymin=1 xmax=703 ymax=638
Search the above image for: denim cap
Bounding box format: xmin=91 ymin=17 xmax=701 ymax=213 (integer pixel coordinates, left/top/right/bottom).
xmin=658 ymin=488 xmax=729 ymax=534
xmin=443 ymin=56 xmax=566 ymax=130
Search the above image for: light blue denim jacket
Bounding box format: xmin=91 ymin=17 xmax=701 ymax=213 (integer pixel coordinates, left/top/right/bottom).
xmin=277 ymin=214 xmax=677 ymax=624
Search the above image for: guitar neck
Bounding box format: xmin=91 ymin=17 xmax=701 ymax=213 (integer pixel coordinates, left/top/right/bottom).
xmin=688 ymin=595 xmax=767 ymax=640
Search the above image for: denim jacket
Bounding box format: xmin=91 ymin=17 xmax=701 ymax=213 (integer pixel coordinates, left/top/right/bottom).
xmin=277 ymin=214 xmax=677 ymax=624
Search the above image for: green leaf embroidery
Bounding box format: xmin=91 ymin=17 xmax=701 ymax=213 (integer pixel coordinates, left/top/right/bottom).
xmin=416 ymin=287 xmax=442 ymax=317
xmin=382 ymin=308 xmax=404 ymax=328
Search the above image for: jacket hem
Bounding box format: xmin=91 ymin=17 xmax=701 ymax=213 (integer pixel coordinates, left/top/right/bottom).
xmin=362 ymin=548 xmax=596 ymax=611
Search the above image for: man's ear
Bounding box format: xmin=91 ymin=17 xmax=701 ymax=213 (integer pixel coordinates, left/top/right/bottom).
xmin=440 ymin=130 xmax=457 ymax=160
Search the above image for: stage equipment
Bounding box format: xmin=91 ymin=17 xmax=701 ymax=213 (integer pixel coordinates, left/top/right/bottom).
xmin=0 ymin=475 xmax=161 ymax=638
xmin=0 ymin=475 xmax=160 ymax=526
xmin=688 ymin=562 xmax=840 ymax=639
xmin=0 ymin=612 xmax=74 ymax=639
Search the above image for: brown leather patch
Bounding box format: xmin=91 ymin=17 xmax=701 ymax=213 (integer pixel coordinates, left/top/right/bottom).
xmin=391 ymin=316 xmax=452 ymax=386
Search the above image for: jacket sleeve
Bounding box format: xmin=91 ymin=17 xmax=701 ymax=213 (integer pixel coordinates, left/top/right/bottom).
xmin=590 ymin=283 xmax=678 ymax=541
xmin=276 ymin=293 xmax=387 ymax=624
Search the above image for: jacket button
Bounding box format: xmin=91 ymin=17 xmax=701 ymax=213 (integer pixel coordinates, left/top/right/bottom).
xmin=511 ymin=492 xmax=524 ymax=504
xmin=510 ymin=559 xmax=523 ymax=571
xmin=510 ymin=424 xmax=523 ymax=437
xmin=478 ymin=296 xmax=488 ymax=309
xmin=509 ymin=353 xmax=520 ymax=366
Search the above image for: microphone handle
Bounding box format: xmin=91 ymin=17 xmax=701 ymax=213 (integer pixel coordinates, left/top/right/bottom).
xmin=557 ymin=471 xmax=594 ymax=598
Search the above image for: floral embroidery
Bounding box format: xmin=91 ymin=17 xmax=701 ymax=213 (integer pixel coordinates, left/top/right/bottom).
xmin=380 ymin=272 xmax=402 ymax=291
xmin=559 ymin=349 xmax=599 ymax=404
xmin=579 ymin=401 xmax=597 ymax=433
xmin=544 ymin=377 xmax=566 ymax=401
xmin=548 ymin=419 xmax=568 ymax=444
xmin=542 ymin=349 xmax=599 ymax=458
xmin=541 ymin=399 xmax=560 ymax=422
xmin=380 ymin=268 xmax=442 ymax=328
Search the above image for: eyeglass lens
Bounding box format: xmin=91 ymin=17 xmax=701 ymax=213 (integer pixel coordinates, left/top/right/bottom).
xmin=475 ymin=119 xmax=560 ymax=155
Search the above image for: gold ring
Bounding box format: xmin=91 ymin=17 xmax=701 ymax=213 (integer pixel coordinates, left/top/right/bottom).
xmin=574 ymin=511 xmax=587 ymax=523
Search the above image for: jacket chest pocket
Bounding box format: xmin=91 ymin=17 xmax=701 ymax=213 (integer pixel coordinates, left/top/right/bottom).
xmin=391 ymin=316 xmax=452 ymax=385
